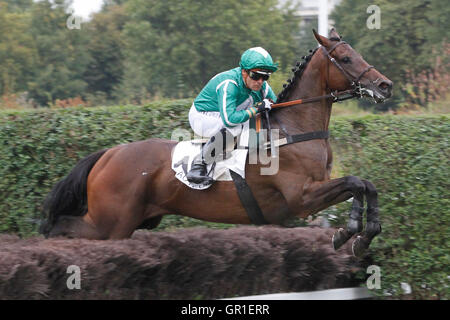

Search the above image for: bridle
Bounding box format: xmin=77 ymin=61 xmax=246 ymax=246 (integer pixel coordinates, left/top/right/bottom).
xmin=322 ymin=41 xmax=374 ymax=89
xmin=321 ymin=41 xmax=387 ymax=101
xmin=264 ymin=41 xmax=381 ymax=151
xmin=272 ymin=41 xmax=378 ymax=110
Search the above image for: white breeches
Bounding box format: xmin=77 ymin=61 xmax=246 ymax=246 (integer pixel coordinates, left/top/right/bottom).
xmin=189 ymin=104 xmax=243 ymax=138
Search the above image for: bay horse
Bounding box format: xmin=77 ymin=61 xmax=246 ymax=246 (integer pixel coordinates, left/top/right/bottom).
xmin=41 ymin=29 xmax=393 ymax=257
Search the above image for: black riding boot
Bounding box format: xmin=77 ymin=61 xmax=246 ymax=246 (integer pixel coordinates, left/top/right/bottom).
xmin=186 ymin=128 xmax=234 ymax=185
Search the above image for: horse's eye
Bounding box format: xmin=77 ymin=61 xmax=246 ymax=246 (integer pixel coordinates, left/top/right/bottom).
xmin=342 ymin=57 xmax=351 ymax=64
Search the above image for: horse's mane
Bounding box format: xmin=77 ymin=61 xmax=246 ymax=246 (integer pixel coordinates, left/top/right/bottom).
xmin=277 ymin=47 xmax=319 ymax=103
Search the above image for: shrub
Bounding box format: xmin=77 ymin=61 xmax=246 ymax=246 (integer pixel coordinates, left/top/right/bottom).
xmin=329 ymin=115 xmax=449 ymax=299
xmin=0 ymin=101 xmax=447 ymax=299
xmin=0 ymin=100 xmax=192 ymax=235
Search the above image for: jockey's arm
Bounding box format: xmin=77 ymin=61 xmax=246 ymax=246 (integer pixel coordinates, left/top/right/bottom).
xmin=216 ymin=80 xmax=255 ymax=127
xmin=247 ymin=82 xmax=278 ymax=114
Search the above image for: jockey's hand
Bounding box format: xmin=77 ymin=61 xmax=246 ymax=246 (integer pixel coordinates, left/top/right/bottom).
xmin=255 ymin=99 xmax=273 ymax=113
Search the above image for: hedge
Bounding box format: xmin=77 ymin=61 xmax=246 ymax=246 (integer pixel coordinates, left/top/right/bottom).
xmin=0 ymin=100 xmax=448 ymax=299
xmin=330 ymin=114 xmax=449 ymax=299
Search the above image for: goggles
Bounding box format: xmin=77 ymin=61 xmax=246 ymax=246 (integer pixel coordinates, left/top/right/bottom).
xmin=248 ymin=70 xmax=271 ymax=81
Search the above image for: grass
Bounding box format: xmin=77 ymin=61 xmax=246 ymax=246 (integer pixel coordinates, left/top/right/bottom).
xmin=331 ymin=99 xmax=371 ymax=116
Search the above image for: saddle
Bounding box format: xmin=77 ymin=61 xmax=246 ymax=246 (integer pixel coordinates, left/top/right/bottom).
xmin=171 ymin=121 xmax=253 ymax=190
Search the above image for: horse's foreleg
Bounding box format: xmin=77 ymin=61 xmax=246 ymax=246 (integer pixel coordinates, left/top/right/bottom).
xmin=351 ymin=179 xmax=382 ymax=257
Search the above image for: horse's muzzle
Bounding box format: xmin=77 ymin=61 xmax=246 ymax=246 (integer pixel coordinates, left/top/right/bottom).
xmin=377 ymin=79 xmax=393 ymax=99
xmin=362 ymin=78 xmax=393 ymax=103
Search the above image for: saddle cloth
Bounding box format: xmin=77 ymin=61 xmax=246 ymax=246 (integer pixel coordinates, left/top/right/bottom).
xmin=171 ymin=122 xmax=251 ymax=190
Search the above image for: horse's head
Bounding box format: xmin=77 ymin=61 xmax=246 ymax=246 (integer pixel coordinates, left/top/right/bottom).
xmin=313 ymin=28 xmax=393 ymax=103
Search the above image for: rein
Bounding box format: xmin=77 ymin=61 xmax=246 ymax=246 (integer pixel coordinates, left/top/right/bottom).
xmin=264 ymin=41 xmax=374 ymax=149
xmin=271 ymin=41 xmax=374 ymax=110
xmin=271 ymin=89 xmax=357 ymax=109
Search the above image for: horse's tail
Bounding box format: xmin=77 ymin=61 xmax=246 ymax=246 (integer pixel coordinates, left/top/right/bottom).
xmin=40 ymin=149 xmax=108 ymax=237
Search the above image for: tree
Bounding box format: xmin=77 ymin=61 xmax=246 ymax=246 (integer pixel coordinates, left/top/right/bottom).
xmin=0 ymin=1 xmax=36 ymax=95
xmin=83 ymin=4 xmax=128 ymax=102
xmin=1 ymin=0 xmax=33 ymax=12
xmin=331 ymin=0 xmax=450 ymax=111
xmin=117 ymin=0 xmax=300 ymax=101
xmin=27 ymin=0 xmax=91 ymax=106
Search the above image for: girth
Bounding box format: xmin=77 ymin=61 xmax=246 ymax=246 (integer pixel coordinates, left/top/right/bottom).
xmin=230 ymin=171 xmax=269 ymax=225
xmin=232 ymin=119 xmax=329 ymax=225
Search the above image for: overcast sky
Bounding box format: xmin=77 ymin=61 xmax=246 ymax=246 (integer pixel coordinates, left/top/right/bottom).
xmin=71 ymin=0 xmax=103 ymax=19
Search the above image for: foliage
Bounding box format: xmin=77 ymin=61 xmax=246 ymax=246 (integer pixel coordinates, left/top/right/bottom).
xmin=0 ymin=100 xmax=448 ymax=299
xmin=83 ymin=4 xmax=128 ymax=103
xmin=116 ymin=0 xmax=299 ymax=101
xmin=266 ymin=69 xmax=293 ymax=98
xmin=0 ymin=0 xmax=302 ymax=106
xmin=0 ymin=92 xmax=35 ymax=110
xmin=0 ymin=0 xmax=448 ymax=111
xmin=0 ymin=2 xmax=36 ymax=95
xmin=331 ymin=0 xmax=450 ymax=111
xmin=296 ymin=17 xmax=319 ymax=57
xmin=27 ymin=0 xmax=91 ymax=106
xmin=329 ymin=114 xmax=449 ymax=299
xmin=0 ymin=100 xmax=191 ymax=236
xmin=402 ymin=42 xmax=450 ymax=111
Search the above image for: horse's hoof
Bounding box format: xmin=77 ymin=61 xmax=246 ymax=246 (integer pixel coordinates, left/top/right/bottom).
xmin=332 ymin=228 xmax=349 ymax=250
xmin=352 ymin=236 xmax=369 ymax=258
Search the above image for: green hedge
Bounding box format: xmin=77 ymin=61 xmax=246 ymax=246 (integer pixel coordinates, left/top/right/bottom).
xmin=0 ymin=101 xmax=448 ymax=299
xmin=330 ymin=114 xmax=449 ymax=299
xmin=0 ymin=100 xmax=192 ymax=235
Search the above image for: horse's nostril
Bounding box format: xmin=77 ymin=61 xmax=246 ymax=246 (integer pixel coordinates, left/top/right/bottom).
xmin=378 ymin=80 xmax=392 ymax=91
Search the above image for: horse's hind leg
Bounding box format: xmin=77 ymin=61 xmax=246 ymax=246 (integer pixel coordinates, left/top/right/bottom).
xmin=351 ymin=179 xmax=382 ymax=257
xmin=48 ymin=215 xmax=105 ymax=239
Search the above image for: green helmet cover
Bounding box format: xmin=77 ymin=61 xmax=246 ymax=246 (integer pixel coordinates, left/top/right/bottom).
xmin=239 ymin=47 xmax=278 ymax=72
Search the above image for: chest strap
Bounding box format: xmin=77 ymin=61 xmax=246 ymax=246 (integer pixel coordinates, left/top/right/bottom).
xmin=230 ymin=170 xmax=269 ymax=225
xmin=262 ymin=130 xmax=329 ymax=149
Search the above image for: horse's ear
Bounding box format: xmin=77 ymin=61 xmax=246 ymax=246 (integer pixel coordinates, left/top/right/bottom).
xmin=313 ymin=29 xmax=331 ymax=47
xmin=329 ymin=28 xmax=342 ymax=40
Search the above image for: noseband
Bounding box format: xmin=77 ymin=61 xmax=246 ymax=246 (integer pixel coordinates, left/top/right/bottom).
xmin=321 ymin=41 xmax=374 ymax=93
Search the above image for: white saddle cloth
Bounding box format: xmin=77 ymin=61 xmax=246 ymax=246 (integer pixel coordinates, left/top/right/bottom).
xmin=171 ymin=122 xmax=250 ymax=190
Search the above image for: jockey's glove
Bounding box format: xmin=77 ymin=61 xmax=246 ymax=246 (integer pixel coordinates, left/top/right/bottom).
xmin=255 ymin=99 xmax=273 ymax=113
xmin=247 ymin=99 xmax=273 ymax=119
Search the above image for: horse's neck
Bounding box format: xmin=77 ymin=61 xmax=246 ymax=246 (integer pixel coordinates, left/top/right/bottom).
xmin=273 ymin=59 xmax=332 ymax=135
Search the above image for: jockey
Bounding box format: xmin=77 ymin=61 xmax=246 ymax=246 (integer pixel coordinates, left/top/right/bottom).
xmin=186 ymin=47 xmax=278 ymax=185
